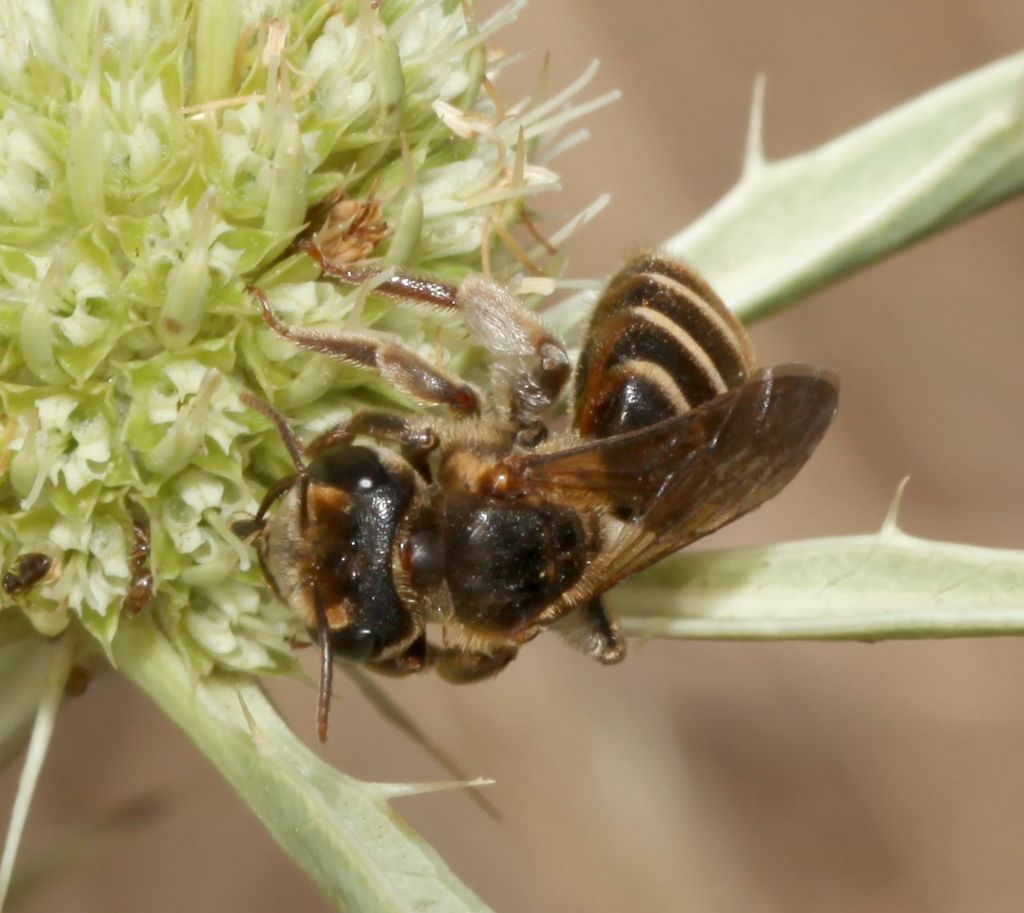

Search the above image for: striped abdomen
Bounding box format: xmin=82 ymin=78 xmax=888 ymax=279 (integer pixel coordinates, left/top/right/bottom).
xmin=573 ymin=255 xmax=756 ymax=438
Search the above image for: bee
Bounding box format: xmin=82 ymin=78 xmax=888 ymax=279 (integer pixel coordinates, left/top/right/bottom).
xmin=244 ymin=244 xmax=838 ymax=741
xmin=2 ymin=552 xmax=57 ymax=597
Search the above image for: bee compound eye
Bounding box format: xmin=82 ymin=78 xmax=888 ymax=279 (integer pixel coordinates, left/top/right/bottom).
xmin=328 ymin=625 xmax=381 ymax=662
xmin=307 ymin=445 xmax=390 ymax=494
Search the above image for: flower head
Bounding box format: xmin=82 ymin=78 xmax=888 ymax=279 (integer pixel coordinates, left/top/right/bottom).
xmin=0 ymin=0 xmax=612 ymax=671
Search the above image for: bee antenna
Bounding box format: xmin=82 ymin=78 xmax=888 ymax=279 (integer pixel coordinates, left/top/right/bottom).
xmin=253 ymin=475 xmax=297 ymax=525
xmin=241 ymin=392 xmax=306 ymax=472
xmin=311 ymin=586 xmax=334 ymax=743
xmin=244 ymin=392 xmax=315 ymax=535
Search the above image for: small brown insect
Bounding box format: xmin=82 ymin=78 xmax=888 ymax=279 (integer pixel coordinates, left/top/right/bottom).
xmin=2 ymin=553 xmax=56 ymax=597
xmin=244 ymin=248 xmax=838 ymax=741
xmin=124 ymin=512 xmax=154 ymax=616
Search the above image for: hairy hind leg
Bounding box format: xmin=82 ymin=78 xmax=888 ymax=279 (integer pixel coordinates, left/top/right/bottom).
xmin=298 ymin=240 xmax=569 ymax=426
xmin=250 ymin=286 xmax=480 ymax=416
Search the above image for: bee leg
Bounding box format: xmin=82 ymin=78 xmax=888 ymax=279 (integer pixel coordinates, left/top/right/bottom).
xmin=550 ymin=597 xmax=626 ymax=665
xmin=297 ymin=239 xmax=569 ymax=426
xmin=249 ymin=285 xmax=480 ymax=417
xmin=298 ymin=238 xmax=461 ymax=309
xmin=305 ymin=411 xmax=438 ymax=480
xmin=454 ymin=276 xmax=569 ymax=427
xmin=431 ymin=644 xmax=518 ymax=684
xmin=512 ymin=418 xmax=548 ymax=449
xmin=582 ymin=597 xmax=625 ymax=664
xmin=365 ymin=633 xmax=429 ymax=677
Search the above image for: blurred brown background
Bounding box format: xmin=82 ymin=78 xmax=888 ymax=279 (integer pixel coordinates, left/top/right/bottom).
xmin=5 ymin=2 xmax=1024 ymax=911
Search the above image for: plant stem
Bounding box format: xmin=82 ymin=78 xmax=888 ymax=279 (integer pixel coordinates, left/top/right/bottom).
xmin=0 ymin=637 xmax=73 ymax=912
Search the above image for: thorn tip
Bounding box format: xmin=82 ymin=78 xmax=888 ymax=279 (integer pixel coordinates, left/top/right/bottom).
xmin=742 ymin=72 xmax=768 ymax=179
xmin=881 ymin=476 xmax=911 ymax=536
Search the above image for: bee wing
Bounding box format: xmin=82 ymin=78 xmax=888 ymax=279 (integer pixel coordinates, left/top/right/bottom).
xmin=513 ymin=364 xmax=839 ymax=612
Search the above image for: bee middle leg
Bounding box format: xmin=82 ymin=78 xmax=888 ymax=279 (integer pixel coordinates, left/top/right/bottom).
xmin=551 ymin=597 xmax=626 ymax=665
xmin=304 ymin=411 xmax=439 ymax=479
xmin=582 ymin=597 xmax=625 ymax=664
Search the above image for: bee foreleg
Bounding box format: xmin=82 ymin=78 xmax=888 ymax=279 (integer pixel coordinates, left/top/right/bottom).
xmin=305 ymin=411 xmax=438 ymax=479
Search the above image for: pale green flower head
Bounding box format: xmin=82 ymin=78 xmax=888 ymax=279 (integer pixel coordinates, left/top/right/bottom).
xmin=0 ymin=0 xmax=610 ymax=673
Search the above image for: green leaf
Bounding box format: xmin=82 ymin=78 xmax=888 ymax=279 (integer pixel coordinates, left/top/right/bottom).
xmin=604 ymin=56 xmax=1024 ymax=642
xmin=665 ymin=53 xmax=1024 ymax=324
xmin=612 ymin=501 xmax=1024 ymax=641
xmin=112 ymin=616 xmax=494 ymax=913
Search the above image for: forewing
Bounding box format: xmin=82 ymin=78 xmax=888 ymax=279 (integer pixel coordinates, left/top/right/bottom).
xmin=514 ymin=364 xmax=839 ymax=607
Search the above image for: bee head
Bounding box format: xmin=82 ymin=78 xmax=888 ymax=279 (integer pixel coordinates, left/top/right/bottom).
xmin=261 ymin=443 xmax=421 ymax=663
